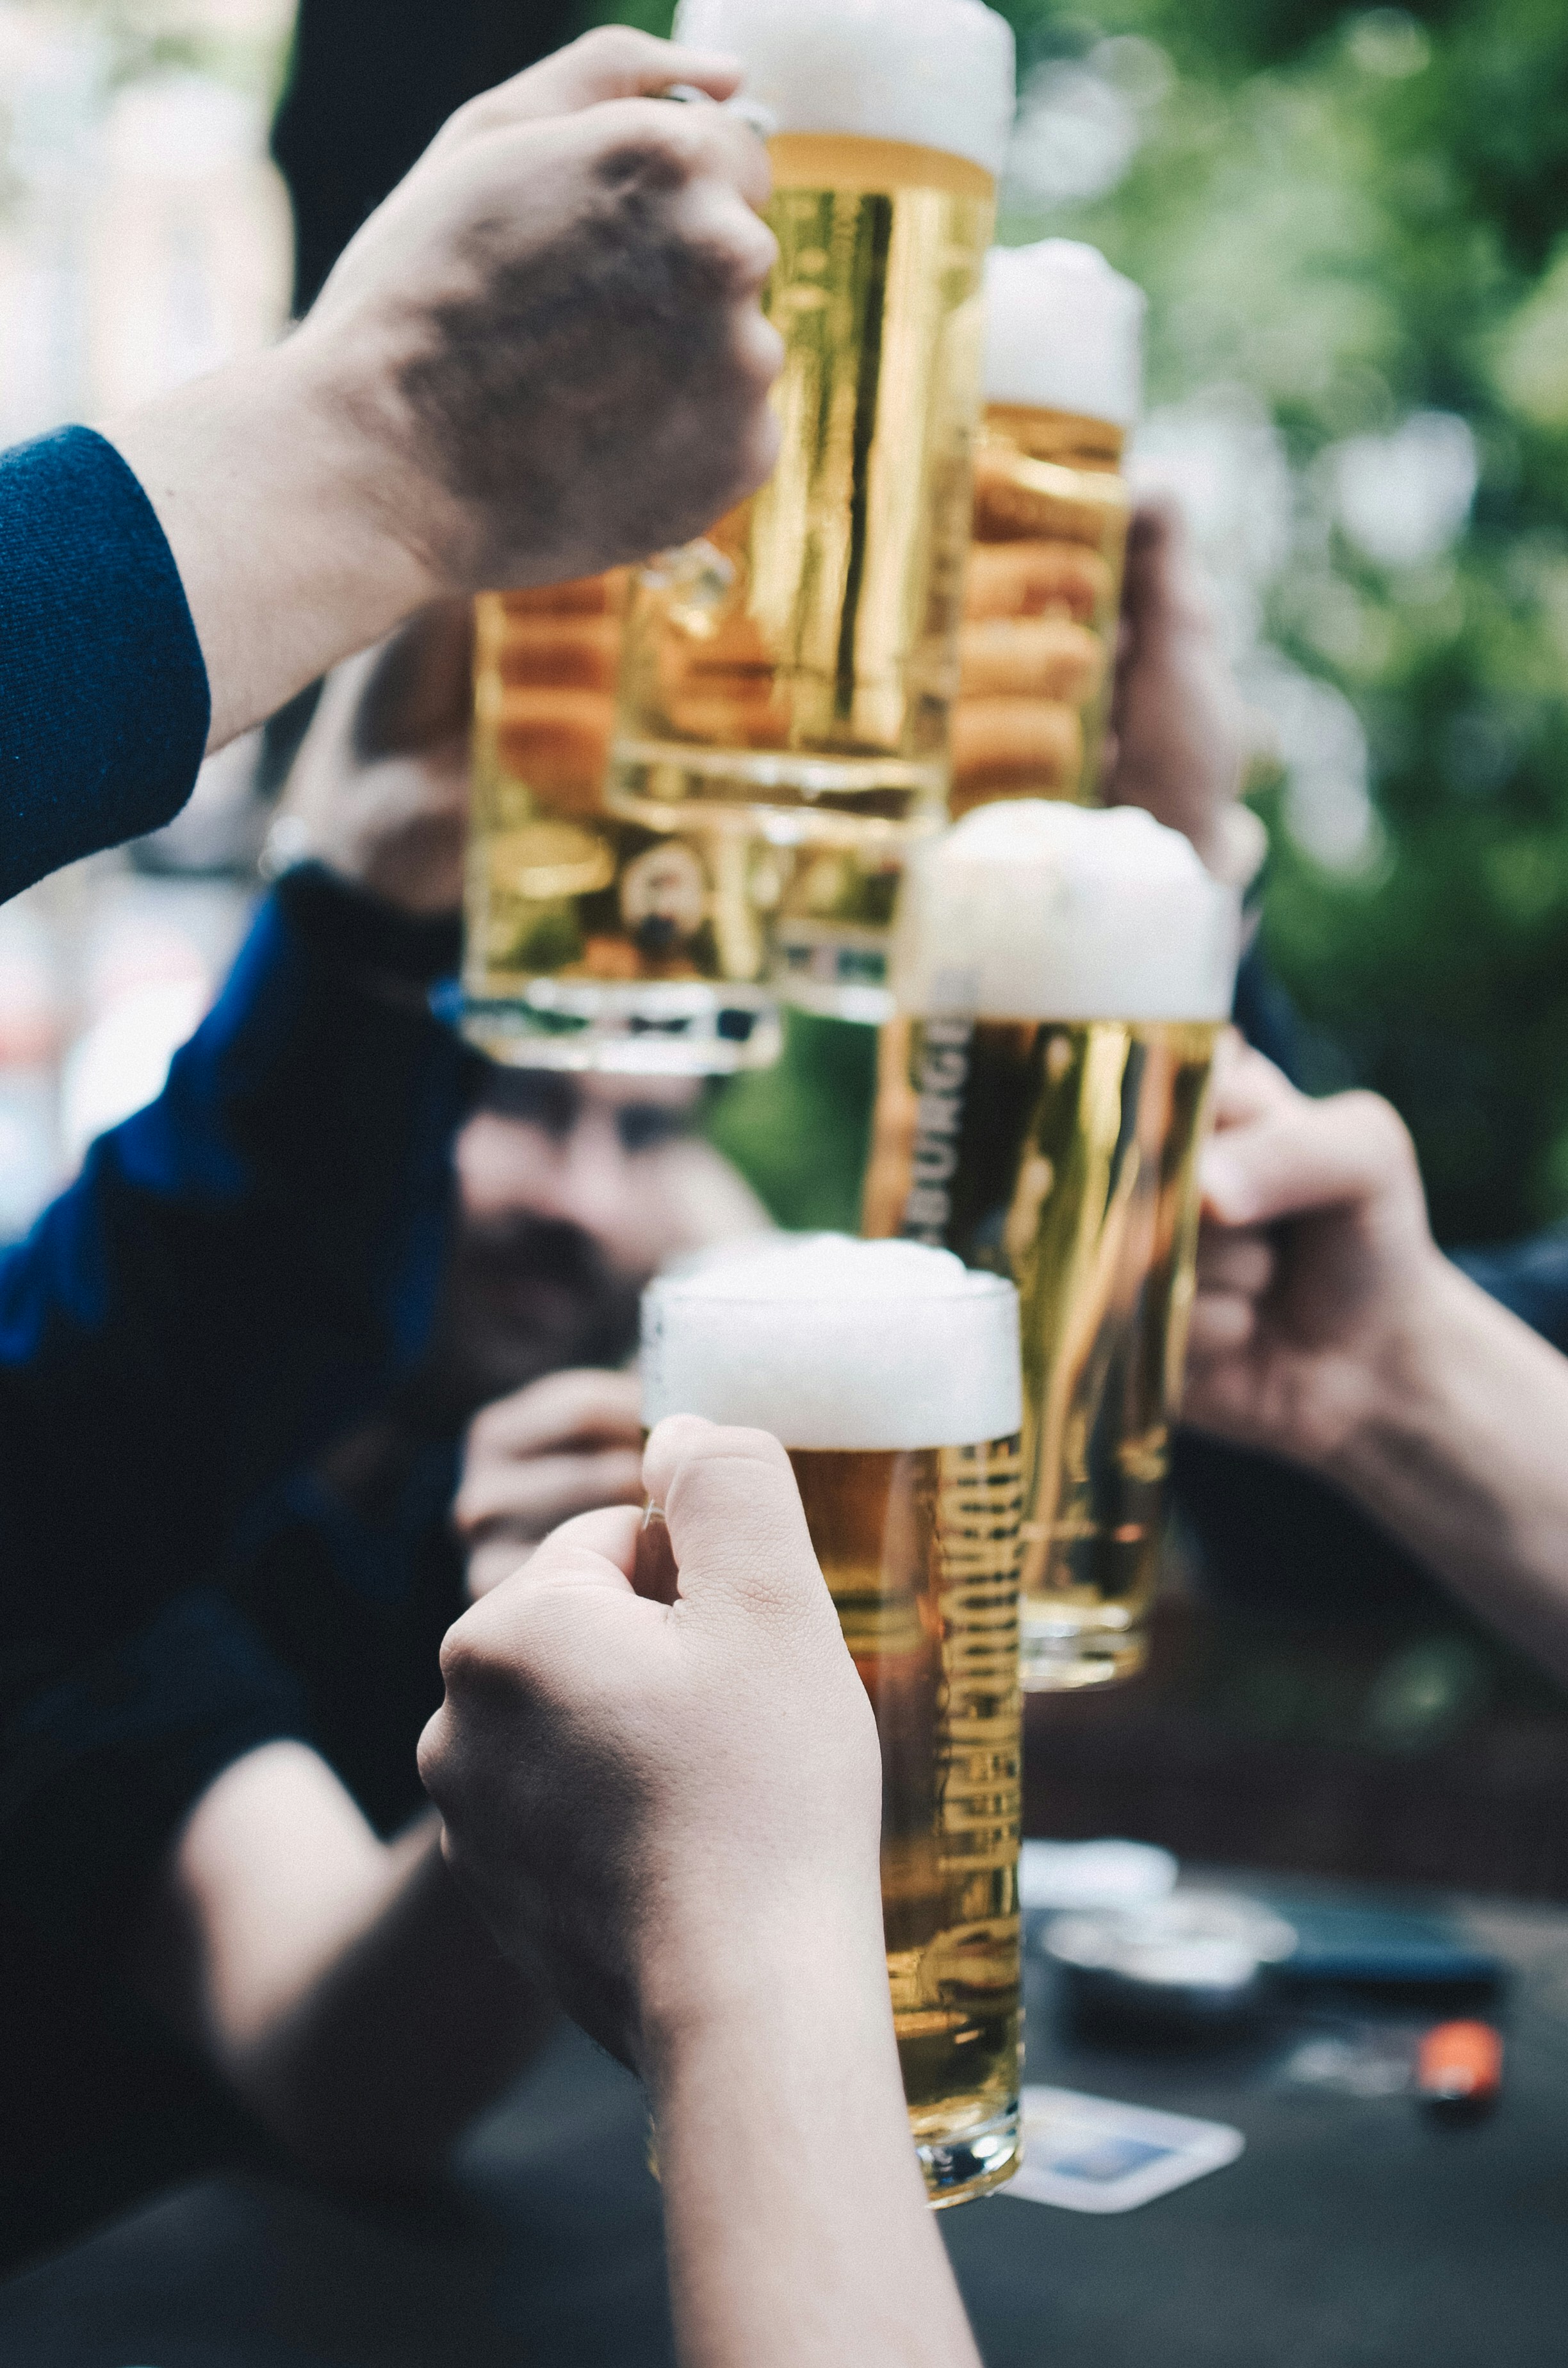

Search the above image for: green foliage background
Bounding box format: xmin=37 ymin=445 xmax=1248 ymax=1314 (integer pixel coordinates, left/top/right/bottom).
xmin=605 ymin=0 xmax=1568 ymax=1248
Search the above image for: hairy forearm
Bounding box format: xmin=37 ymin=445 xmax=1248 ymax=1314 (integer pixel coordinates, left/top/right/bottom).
xmin=1327 ymin=1262 xmax=1568 ymax=1686
xmin=645 ymin=1910 xmax=982 ymax=2368
xmin=105 ymin=343 xmax=431 ymax=753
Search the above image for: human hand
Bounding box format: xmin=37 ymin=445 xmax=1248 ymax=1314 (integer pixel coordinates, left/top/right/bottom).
xmin=455 ymin=1369 xmax=646 ymax=1600
xmin=106 ymin=29 xmax=781 ymax=753
xmin=1182 ymin=1040 xmax=1446 ymax=1472
xmin=293 ymin=26 xmax=782 ymax=596
xmin=272 ymin=602 xmax=473 ymax=916
xmin=419 ymin=1416 xmax=883 ymax=2069
xmin=1103 ymin=497 xmax=1262 ymax=883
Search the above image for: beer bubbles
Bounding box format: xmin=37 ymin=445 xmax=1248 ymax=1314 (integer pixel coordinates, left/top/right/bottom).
xmin=869 ymin=800 xmax=1242 ymax=1688
xmin=642 ymin=1231 xmax=1026 ymax=2205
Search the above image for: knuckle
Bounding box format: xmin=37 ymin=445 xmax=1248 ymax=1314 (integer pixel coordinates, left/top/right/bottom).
xmin=577 ymin=22 xmax=647 ymax=67
xmin=415 ymin=1707 xmax=452 ymax=1796
xmin=1344 ymin=1090 xmax=1415 ymax=1167
xmin=437 ymin=1619 xmax=518 ymax=1704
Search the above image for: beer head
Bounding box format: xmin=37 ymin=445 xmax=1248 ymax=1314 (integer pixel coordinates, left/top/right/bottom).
xmin=984 ymin=241 xmax=1144 ymax=427
xmin=642 ymin=1232 xmax=1020 ymax=1449
xmin=895 ymin=798 xmax=1241 ymax=1021
xmin=673 ymin=0 xmax=1017 ymax=177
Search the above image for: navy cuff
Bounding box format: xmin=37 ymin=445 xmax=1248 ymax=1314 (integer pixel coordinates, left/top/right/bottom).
xmin=0 ymin=425 xmax=211 ymax=902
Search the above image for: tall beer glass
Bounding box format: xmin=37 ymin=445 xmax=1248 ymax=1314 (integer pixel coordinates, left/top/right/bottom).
xmin=863 ymin=801 xmax=1241 ymax=1688
xmin=954 ymin=242 xmax=1143 ymax=818
xmin=462 ymin=576 xmax=784 ymax=1073
xmin=642 ymin=1234 xmax=1024 ymax=2205
xmin=610 ymin=0 xmax=1015 ymax=1023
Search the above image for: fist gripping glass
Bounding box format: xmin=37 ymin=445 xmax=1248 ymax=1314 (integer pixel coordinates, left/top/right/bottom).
xmin=642 ymin=1235 xmax=1025 ymax=2205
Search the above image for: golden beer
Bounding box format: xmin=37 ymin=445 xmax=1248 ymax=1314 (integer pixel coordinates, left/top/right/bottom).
xmin=612 ymin=0 xmax=1015 ymax=1020
xmin=462 ymin=578 xmax=783 ymax=1073
xmin=952 ymin=242 xmax=1143 ymax=818
xmin=641 ymin=1235 xmax=1024 ymax=2203
xmin=867 ymin=800 xmax=1241 ymax=1686
xmin=611 ymin=133 xmax=992 ymax=835
xmin=865 ymin=1013 xmax=1220 ymax=1686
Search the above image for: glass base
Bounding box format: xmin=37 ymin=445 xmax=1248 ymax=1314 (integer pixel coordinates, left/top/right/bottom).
xmin=917 ymin=2101 xmax=1022 ymax=2208
xmin=452 ymin=980 xmax=782 ymax=1076
xmin=771 ymin=920 xmax=894 ymax=1024
xmin=608 ymin=738 xmax=946 ymax=838
xmin=1021 ymin=1615 xmax=1150 ymax=1692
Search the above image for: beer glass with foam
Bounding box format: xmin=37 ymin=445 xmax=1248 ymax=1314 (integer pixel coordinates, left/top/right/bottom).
xmin=610 ymin=0 xmax=1015 ymax=1024
xmin=642 ymin=1234 xmax=1024 ymax=2204
xmin=954 ymin=242 xmax=1143 ymax=818
xmin=462 ymin=574 xmax=785 ymax=1073
xmin=863 ymin=802 xmax=1241 ymax=1687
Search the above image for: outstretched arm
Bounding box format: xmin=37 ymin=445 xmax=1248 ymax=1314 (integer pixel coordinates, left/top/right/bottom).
xmin=142 ymin=1740 xmax=552 ymax=2187
xmin=2 ymin=28 xmax=778 ymax=901
xmin=421 ymin=1418 xmax=983 ymax=2368
xmin=107 ymin=28 xmax=778 ymax=758
xmin=1185 ymin=1041 xmax=1568 ymax=1686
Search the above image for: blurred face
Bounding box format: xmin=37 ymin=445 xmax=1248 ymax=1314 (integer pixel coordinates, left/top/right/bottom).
xmin=429 ymin=1069 xmax=734 ymax=1410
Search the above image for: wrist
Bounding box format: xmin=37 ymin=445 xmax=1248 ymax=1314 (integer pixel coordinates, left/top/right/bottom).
xmin=106 ymin=343 xmax=438 ymax=750
xmin=635 ymin=1877 xmax=892 ymax=2098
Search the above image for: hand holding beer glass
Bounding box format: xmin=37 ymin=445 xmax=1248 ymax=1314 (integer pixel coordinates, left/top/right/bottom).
xmin=642 ymin=1235 xmax=1025 ymax=2203
xmin=865 ymin=801 xmax=1241 ymax=1686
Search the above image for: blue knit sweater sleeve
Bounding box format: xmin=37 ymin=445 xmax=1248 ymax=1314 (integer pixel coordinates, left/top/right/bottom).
xmin=1 ymin=426 xmax=210 ymax=901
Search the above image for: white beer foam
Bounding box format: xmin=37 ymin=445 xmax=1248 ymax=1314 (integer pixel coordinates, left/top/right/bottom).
xmin=642 ymin=1233 xmax=1021 ymax=1449
xmin=895 ymin=801 xmax=1241 ymax=1021
xmin=673 ymin=0 xmax=1017 ymax=180
xmin=984 ymin=241 xmax=1144 ymax=426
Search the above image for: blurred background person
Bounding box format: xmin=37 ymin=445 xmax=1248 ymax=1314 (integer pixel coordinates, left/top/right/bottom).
xmin=0 ymin=599 xmax=765 ymax=2269
xmin=273 ymin=0 xmax=581 ymax=316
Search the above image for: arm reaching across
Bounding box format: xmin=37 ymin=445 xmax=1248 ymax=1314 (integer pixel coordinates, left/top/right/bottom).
xmin=420 ymin=1417 xmax=983 ymax=2368
xmin=108 ymin=27 xmax=781 ymax=756
xmin=142 ymin=1740 xmax=552 ymax=2188
xmin=1184 ymin=1040 xmax=1568 ymax=1686
xmin=3 ymin=28 xmax=780 ymax=900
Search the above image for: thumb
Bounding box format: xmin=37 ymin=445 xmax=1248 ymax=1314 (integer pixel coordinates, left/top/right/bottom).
xmin=642 ymin=1415 xmax=826 ymax=1621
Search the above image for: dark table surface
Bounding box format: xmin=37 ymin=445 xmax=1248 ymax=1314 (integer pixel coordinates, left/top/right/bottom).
xmin=6 ymin=1871 xmax=1568 ymax=2367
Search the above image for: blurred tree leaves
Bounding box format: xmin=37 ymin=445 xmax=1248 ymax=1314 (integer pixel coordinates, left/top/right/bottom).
xmin=995 ymin=0 xmax=1568 ymax=1241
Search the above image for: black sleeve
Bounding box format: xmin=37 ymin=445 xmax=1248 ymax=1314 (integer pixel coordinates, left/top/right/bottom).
xmin=273 ymin=0 xmax=580 ymax=312
xmin=0 ymin=427 xmax=210 ymax=901
xmin=0 ymin=1589 xmax=311 ymax=1952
